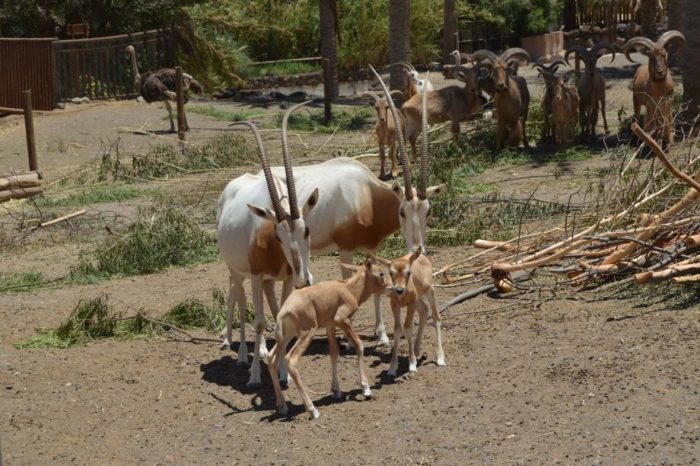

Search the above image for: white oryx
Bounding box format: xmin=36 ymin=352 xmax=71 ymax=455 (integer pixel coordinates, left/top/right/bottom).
xmin=216 ymin=102 xmax=319 ymax=386
xmin=219 ymin=73 xmax=444 ymax=355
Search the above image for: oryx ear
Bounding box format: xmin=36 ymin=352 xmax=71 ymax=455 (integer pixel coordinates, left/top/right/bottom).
xmin=367 ymin=252 xmax=392 ymax=266
xmin=409 ymin=247 xmax=422 ymax=264
xmin=391 ymin=181 xmax=404 ymax=199
xmin=247 ymin=203 xmax=276 ymax=222
xmin=426 ymin=183 xmax=446 ymax=199
xmin=340 ymin=262 xmax=360 ymax=274
xmin=302 ymin=188 xmax=320 ymax=216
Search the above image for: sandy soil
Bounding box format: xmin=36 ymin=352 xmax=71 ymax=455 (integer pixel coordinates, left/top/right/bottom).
xmin=1 ymin=54 xmax=699 ymax=465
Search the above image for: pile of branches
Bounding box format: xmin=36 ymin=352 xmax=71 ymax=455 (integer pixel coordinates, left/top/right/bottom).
xmin=439 ymin=124 xmax=700 ymax=309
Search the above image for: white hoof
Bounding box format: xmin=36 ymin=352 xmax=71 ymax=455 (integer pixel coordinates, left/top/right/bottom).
xmin=362 ymin=386 xmax=372 ymax=398
xmin=237 ymin=348 xmax=249 ymax=365
xmin=280 ymin=374 xmax=292 ymax=386
xmin=257 ymin=345 xmax=269 ymax=360
xmin=310 ymin=407 xmax=320 ymax=419
xmin=279 ymin=403 xmax=288 ymax=415
xmin=220 ymin=339 xmax=231 ymax=350
xmin=387 ymin=366 xmax=397 ymax=377
xmin=247 ymin=366 xmax=262 ymax=387
xmin=409 ymin=362 xmax=417 ymax=372
xmin=437 ymin=356 xmax=446 ymax=367
xmin=377 ymin=333 xmax=391 ymax=347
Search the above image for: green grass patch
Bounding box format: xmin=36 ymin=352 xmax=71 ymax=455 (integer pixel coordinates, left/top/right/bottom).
xmin=70 ymin=206 xmax=219 ymax=281
xmin=250 ymin=61 xmax=318 ymax=77
xmin=36 ymin=184 xmax=158 ymax=209
xmin=274 ymin=106 xmax=374 ymax=133
xmin=188 ymin=105 xmax=269 ymax=123
xmin=0 ymin=271 xmax=48 ymax=293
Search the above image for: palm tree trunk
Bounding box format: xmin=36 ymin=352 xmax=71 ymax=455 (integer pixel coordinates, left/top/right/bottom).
xmin=389 ymin=0 xmax=410 ymax=92
xmin=683 ymin=0 xmax=700 ymax=121
xmin=668 ymin=0 xmax=682 ymax=67
xmin=639 ymin=0 xmax=657 ymax=37
xmin=319 ymin=0 xmax=339 ymax=100
xmin=443 ymin=0 xmax=457 ymax=63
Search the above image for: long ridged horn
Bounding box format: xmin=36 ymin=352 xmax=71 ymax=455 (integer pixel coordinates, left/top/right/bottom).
xmin=624 ymin=36 xmax=656 ymax=62
xmin=472 ymin=49 xmax=498 ymax=64
xmin=281 ymin=100 xmax=312 ymax=220
xmin=591 ymin=43 xmax=616 ymax=64
xmin=657 ymin=30 xmax=686 ymax=50
xmin=231 ymin=121 xmax=285 ymax=221
xmin=368 ymin=64 xmax=413 ymax=200
xmin=361 ymin=91 xmax=381 ymax=104
xmin=418 ymin=71 xmax=429 ymax=200
xmin=565 ymin=45 xmax=590 ymax=66
xmin=500 ymin=47 xmax=530 ymax=65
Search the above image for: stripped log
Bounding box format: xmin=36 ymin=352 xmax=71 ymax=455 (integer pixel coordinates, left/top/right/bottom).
xmin=473 ymin=239 xmax=517 ymax=251
xmin=0 ymin=172 xmax=42 ymax=190
xmin=634 ymin=263 xmax=700 ymax=284
xmin=0 ymin=186 xmax=44 ymax=202
xmin=672 ymin=274 xmax=700 ymax=283
xmin=684 ymin=235 xmax=700 ymax=248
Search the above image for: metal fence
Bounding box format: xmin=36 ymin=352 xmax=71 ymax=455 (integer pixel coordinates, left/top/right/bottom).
xmin=456 ymin=20 xmax=516 ymax=54
xmin=0 ymin=29 xmax=174 ymax=110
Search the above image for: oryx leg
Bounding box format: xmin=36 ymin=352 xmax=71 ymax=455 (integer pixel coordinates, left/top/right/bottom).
xmin=248 ymin=275 xmax=266 ymax=387
xmin=263 ymin=279 xmax=289 ymax=384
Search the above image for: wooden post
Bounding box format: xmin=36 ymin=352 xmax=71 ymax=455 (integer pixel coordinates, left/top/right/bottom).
xmin=322 ymin=58 xmax=332 ymax=124
xmin=22 ymin=90 xmax=38 ymax=172
xmin=175 ymin=66 xmax=186 ymax=141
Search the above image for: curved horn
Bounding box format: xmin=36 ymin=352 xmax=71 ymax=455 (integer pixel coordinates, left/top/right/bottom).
xmin=471 ymin=49 xmax=498 ymax=64
xmin=393 ymin=61 xmax=416 ymax=73
xmin=561 ymin=69 xmax=578 ymax=83
xmin=281 ymin=100 xmax=312 ymax=219
xmin=418 ymin=71 xmax=429 ymax=200
xmin=539 ymin=69 xmax=557 ymax=82
xmin=565 ymin=45 xmax=590 ymax=66
xmin=657 ymin=30 xmax=686 ymax=50
xmin=500 ymin=47 xmax=531 ymax=65
xmin=389 ymin=89 xmax=405 ymax=99
xmin=360 ymin=91 xmax=381 ymax=104
xmin=624 ymin=36 xmax=655 ymax=62
xmin=368 ymin=64 xmax=413 ymax=200
xmin=231 ymin=121 xmax=285 ymax=221
xmin=450 ymin=49 xmax=461 ymax=65
xmin=591 ymin=43 xmax=616 ymax=64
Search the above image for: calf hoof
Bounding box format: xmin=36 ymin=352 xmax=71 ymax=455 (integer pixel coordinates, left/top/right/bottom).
xmin=310 ymin=407 xmax=320 ymax=419
xmin=362 ymin=386 xmax=373 ymax=398
xmin=376 ymin=334 xmax=391 ymax=347
xmin=408 ymin=362 xmax=417 ymax=373
xmin=437 ymin=356 xmax=446 ymax=367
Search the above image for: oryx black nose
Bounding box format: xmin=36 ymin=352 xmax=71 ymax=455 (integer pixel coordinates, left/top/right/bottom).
xmin=395 ymin=287 xmax=405 ymax=295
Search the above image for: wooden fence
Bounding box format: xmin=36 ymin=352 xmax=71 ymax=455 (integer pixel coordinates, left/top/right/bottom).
xmin=0 ymin=29 xmax=174 ymax=110
xmin=455 ymin=20 xmax=516 ymax=54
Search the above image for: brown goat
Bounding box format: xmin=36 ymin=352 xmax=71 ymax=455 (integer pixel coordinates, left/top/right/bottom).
xmin=402 ymin=68 xmax=482 ymax=161
xmin=363 ymin=90 xmax=405 ymax=181
xmin=533 ymin=58 xmax=567 ymax=142
xmin=472 ymin=48 xmax=531 ymax=150
xmin=565 ymin=43 xmax=615 ymax=138
xmin=624 ymin=30 xmax=686 ymax=148
xmin=548 ymin=71 xmax=580 ymax=146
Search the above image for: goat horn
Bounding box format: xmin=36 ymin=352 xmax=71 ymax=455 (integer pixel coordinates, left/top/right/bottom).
xmin=389 ymin=89 xmax=405 ymax=99
xmin=561 ymin=69 xmax=578 ymax=83
xmin=368 ymin=64 xmax=413 ymax=200
xmin=591 ymin=43 xmax=616 ymax=64
xmin=231 ymin=121 xmax=285 ymax=221
xmin=657 ymin=30 xmax=686 ymax=50
xmin=281 ymin=100 xmax=312 ymax=220
xmin=500 ymin=47 xmax=530 ymax=65
xmin=565 ymin=45 xmax=590 ymax=66
xmin=472 ymin=49 xmax=498 ymax=64
xmin=360 ymin=91 xmax=381 ymax=104
xmin=418 ymin=71 xmax=429 ymax=200
xmin=624 ymin=36 xmax=655 ymax=62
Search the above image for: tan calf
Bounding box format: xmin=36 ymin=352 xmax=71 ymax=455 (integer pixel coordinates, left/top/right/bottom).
xmin=373 ymin=249 xmax=445 ymax=376
xmin=267 ymin=259 xmax=388 ymax=419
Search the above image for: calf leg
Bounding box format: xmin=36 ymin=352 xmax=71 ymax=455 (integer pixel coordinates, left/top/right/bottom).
xmin=286 ymin=328 xmax=319 ymax=419
xmin=388 ymin=303 xmax=403 ymax=377
xmin=338 ymin=318 xmax=372 ymax=397
xmin=426 ymin=288 xmax=446 ymax=367
xmin=268 ymin=323 xmax=296 ymax=415
xmin=403 ymin=303 xmax=418 ymax=372
xmin=263 ymin=280 xmax=289 ymax=384
xmin=327 ymin=326 xmax=342 ymax=398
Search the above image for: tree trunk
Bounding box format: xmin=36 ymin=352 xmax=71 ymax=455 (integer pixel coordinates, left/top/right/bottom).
xmin=639 ymin=0 xmax=658 ymax=37
xmin=443 ymin=0 xmax=457 ymax=63
xmin=683 ymin=0 xmax=700 ymax=122
xmin=668 ymin=0 xmax=682 ymax=67
xmin=319 ymin=0 xmax=339 ymax=100
xmin=389 ymin=0 xmax=411 ymax=92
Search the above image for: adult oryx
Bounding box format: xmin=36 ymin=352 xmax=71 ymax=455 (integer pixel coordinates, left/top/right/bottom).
xmin=216 ymin=102 xmax=320 ymax=387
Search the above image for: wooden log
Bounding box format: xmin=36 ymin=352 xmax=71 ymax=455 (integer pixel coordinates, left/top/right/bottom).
xmin=0 ymin=172 xmax=42 ymax=190
xmin=323 ymin=58 xmax=332 ymax=124
xmin=0 ymin=186 xmax=43 ymax=203
xmin=634 ymin=263 xmax=700 ymax=284
xmin=672 ymin=274 xmax=700 ymax=283
xmin=684 ymin=234 xmax=700 ymax=248
xmin=175 ymin=66 xmax=185 ymax=140
xmin=473 ymin=239 xmax=516 ymax=251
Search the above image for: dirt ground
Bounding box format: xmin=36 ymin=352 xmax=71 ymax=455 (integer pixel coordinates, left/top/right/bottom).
xmin=1 ymin=54 xmax=699 ymax=465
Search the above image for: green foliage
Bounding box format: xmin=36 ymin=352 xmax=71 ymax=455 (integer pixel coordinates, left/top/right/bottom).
xmin=187 ymin=105 xmax=268 ymax=123
xmin=0 ymin=271 xmax=47 ymax=293
xmin=274 ymin=106 xmax=374 ymax=133
xmin=457 ymin=0 xmax=562 ymax=37
xmin=36 ymin=184 xmax=158 ymax=208
xmin=71 ymin=206 xmax=218 ymax=280
xmin=250 ymin=61 xmax=319 ymax=77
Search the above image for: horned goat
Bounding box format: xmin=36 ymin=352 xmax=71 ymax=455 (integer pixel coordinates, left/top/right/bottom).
xmin=362 ymin=90 xmax=405 ymax=181
xmin=401 ymin=67 xmax=482 ymax=160
xmin=267 ymin=258 xmax=388 ymax=419
xmin=371 ymin=248 xmax=445 ymax=376
xmin=548 ymin=71 xmax=580 ymax=145
xmin=472 ymin=48 xmax=531 ymax=149
xmin=565 ymin=43 xmax=615 ymax=137
xmin=395 ymin=62 xmax=434 ymax=100
xmin=216 ymin=103 xmax=319 ymax=387
xmin=624 ymin=30 xmax=686 ymax=148
xmin=533 ymin=58 xmax=567 ymax=142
